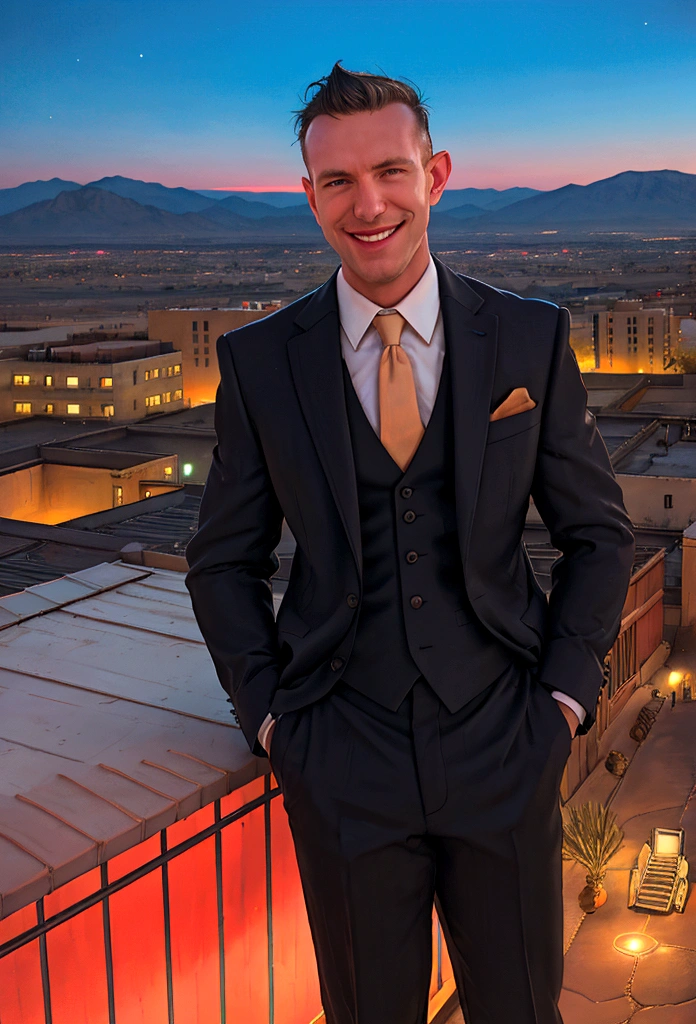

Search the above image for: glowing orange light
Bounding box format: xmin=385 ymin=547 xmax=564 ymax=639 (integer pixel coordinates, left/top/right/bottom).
xmin=613 ymin=932 xmax=658 ymax=957
xmin=668 ymin=671 xmax=683 ymax=688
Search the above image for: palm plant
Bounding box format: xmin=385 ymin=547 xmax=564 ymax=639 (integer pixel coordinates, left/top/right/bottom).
xmin=562 ymin=801 xmax=624 ymax=911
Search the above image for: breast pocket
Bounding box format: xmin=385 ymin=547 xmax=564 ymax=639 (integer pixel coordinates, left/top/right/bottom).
xmin=486 ymin=405 xmax=543 ymax=445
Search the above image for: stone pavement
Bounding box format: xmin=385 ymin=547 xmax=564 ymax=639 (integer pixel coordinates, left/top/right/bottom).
xmin=559 ymin=626 xmax=696 ymax=1023
xmin=444 ymin=626 xmax=696 ymax=1024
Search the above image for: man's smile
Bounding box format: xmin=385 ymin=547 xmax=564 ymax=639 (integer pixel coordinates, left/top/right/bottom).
xmin=346 ymin=222 xmax=405 ymax=244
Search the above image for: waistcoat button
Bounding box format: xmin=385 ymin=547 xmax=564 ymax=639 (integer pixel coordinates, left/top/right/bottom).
xmin=403 ymin=510 xmax=416 ymax=523
xmin=410 ymin=595 xmax=423 ymax=609
xmin=405 ymin=551 xmax=418 ymax=564
xmin=401 ymin=486 xmax=413 ymax=498
xmin=346 ymin=593 xmax=359 ymax=608
xmin=330 ymin=657 xmax=344 ymax=671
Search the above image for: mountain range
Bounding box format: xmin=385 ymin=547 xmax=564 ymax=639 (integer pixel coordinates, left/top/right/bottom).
xmin=0 ymin=170 xmax=693 ymax=243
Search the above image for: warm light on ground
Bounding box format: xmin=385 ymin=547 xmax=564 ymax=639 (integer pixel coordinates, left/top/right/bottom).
xmin=613 ymin=932 xmax=658 ymax=957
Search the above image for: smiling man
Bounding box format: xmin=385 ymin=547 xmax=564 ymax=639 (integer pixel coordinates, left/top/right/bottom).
xmin=186 ymin=64 xmax=635 ymax=1024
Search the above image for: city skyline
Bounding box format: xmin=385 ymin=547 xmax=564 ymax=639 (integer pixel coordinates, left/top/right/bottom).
xmin=3 ymin=0 xmax=696 ymax=192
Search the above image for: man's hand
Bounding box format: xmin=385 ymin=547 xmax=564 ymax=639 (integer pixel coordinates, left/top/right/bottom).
xmin=555 ymin=699 xmax=580 ymax=738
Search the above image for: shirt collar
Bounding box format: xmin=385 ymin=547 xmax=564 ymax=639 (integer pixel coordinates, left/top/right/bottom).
xmin=336 ymin=255 xmax=440 ymax=350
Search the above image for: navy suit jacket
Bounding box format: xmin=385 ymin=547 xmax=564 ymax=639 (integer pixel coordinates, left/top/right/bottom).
xmin=186 ymin=255 xmax=635 ymax=757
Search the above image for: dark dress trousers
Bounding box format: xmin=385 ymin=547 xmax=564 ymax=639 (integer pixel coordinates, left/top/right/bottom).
xmin=186 ymin=256 xmax=635 ymax=1024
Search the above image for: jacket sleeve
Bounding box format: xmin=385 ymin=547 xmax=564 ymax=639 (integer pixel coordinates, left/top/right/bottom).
xmin=185 ymin=333 xmax=284 ymax=757
xmin=531 ymin=306 xmax=635 ymax=732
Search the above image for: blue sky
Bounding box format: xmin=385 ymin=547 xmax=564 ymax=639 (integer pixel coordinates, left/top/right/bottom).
xmin=2 ymin=0 xmax=695 ymax=191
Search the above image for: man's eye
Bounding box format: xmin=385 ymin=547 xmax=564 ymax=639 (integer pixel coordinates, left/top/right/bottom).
xmin=326 ymin=179 xmax=348 ymax=188
xmin=383 ymin=168 xmax=404 ymax=176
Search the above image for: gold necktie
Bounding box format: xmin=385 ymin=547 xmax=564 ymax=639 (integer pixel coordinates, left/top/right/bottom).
xmin=373 ymin=311 xmax=424 ymax=471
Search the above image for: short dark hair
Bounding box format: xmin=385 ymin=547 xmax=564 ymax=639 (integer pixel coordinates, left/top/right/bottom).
xmin=294 ymin=62 xmax=432 ymax=165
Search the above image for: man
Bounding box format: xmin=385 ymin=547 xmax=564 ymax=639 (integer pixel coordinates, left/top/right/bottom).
xmin=186 ymin=63 xmax=635 ymax=1024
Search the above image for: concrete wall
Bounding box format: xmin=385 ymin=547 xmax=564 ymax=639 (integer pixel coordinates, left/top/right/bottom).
xmin=0 ymin=456 xmax=179 ymax=524
xmin=148 ymin=309 xmax=271 ymax=406
xmin=617 ymin=473 xmax=696 ymax=532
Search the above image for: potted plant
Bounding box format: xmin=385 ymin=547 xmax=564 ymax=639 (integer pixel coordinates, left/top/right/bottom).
xmin=562 ymin=801 xmax=624 ymax=913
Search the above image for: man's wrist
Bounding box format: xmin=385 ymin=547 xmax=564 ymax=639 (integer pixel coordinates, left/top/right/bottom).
xmin=551 ymin=690 xmax=586 ymax=726
xmin=257 ymin=712 xmax=277 ymax=754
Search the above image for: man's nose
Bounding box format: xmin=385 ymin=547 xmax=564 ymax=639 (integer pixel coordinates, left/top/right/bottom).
xmin=352 ymin=181 xmax=388 ymax=223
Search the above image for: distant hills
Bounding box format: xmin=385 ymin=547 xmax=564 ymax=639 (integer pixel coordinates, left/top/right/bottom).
xmin=0 ymin=170 xmax=693 ymax=243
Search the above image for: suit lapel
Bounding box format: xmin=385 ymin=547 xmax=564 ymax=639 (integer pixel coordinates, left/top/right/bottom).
xmin=288 ymin=272 xmax=362 ymax=574
xmin=287 ymin=258 xmax=498 ymax=581
xmin=434 ymin=257 xmax=499 ymax=576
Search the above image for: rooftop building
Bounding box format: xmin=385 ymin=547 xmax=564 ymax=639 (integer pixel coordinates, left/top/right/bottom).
xmin=148 ymin=307 xmax=279 ymax=406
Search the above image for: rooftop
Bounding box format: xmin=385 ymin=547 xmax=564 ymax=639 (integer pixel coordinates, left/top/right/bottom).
xmin=0 ymin=560 xmax=263 ymax=920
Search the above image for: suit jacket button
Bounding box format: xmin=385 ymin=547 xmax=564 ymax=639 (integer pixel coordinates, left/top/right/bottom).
xmin=403 ymin=510 xmax=416 ymax=523
xmin=405 ymin=550 xmax=418 ymax=564
xmin=401 ymin=486 xmax=413 ymax=498
xmin=331 ymin=657 xmax=344 ymax=671
xmin=346 ymin=593 xmax=359 ymax=608
xmin=410 ymin=595 xmax=423 ymax=609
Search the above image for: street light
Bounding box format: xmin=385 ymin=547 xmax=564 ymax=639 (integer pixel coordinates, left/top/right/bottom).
xmin=668 ymin=670 xmax=682 ymax=707
xmin=613 ymin=932 xmax=658 ymax=957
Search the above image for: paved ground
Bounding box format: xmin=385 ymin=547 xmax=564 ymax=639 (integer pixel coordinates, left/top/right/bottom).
xmin=446 ymin=626 xmax=696 ymax=1024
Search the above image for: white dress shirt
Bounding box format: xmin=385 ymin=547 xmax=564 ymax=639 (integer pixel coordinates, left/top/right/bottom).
xmin=257 ymin=257 xmax=585 ymax=752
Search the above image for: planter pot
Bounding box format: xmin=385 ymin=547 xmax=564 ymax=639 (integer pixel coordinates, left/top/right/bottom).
xmin=578 ymin=884 xmax=608 ymax=913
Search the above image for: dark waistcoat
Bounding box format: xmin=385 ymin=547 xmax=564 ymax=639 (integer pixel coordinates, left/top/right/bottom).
xmin=340 ymin=352 xmax=511 ymax=713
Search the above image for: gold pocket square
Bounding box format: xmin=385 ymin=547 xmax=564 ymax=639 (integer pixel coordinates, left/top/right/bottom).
xmin=489 ymin=387 xmax=537 ymax=422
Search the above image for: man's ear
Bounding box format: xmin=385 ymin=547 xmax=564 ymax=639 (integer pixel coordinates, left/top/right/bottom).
xmin=427 ymin=150 xmax=452 ymax=207
xmin=302 ymin=176 xmax=322 ymax=226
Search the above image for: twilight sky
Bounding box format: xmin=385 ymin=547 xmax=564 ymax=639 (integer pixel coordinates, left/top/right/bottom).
xmin=2 ymin=0 xmax=695 ymax=193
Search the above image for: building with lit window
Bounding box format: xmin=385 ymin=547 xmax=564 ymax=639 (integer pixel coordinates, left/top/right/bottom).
xmin=0 ymin=340 xmax=184 ymax=423
xmin=148 ymin=305 xmax=280 ymax=406
xmin=592 ymin=301 xmax=672 ymax=373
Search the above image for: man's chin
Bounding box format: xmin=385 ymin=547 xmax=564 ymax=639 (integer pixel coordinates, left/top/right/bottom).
xmin=341 ymin=252 xmax=416 ymax=288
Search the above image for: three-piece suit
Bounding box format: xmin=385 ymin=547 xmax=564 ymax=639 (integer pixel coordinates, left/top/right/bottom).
xmin=186 ymin=255 xmax=635 ymax=1024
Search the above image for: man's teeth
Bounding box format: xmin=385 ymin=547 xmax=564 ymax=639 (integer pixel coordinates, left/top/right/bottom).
xmin=353 ymin=226 xmax=398 ymax=242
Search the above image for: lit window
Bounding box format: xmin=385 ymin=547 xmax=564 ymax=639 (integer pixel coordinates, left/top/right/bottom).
xmin=144 ymin=368 xmax=160 ymax=381
xmin=44 ymin=375 xmax=53 ymax=387
xmin=144 ymin=394 xmax=162 ymax=408
xmin=113 ymin=485 xmax=124 ymax=507
xmin=102 ymin=404 xmax=115 ymax=417
xmin=99 ymin=377 xmax=113 ymax=388
xmin=67 ymin=403 xmax=80 ymax=414
xmin=162 ymin=391 xmax=171 ymax=403
xmin=45 ymin=403 xmax=54 ymax=414
xmin=13 ymin=374 xmax=30 ymax=386
xmin=14 ymin=401 xmax=31 ymax=414
xmin=144 ymin=489 xmax=152 ymax=498
xmin=164 ymin=466 xmax=173 ymax=476
xmin=174 ymin=364 xmax=181 ymax=375
xmin=174 ymin=389 xmax=183 ymax=401
xmin=66 ymin=376 xmax=79 ymax=388
xmin=183 ymin=463 xmax=193 ymax=476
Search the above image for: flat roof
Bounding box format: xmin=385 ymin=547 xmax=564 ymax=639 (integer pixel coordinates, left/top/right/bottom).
xmin=0 ymin=561 xmax=264 ymax=920
xmin=613 ymin=421 xmax=696 ymax=476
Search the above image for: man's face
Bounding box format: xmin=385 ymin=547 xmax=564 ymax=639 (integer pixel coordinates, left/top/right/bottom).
xmin=302 ymin=104 xmax=450 ymax=290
